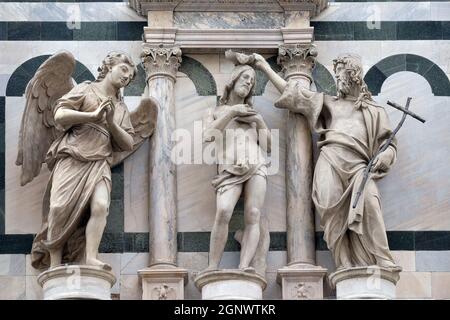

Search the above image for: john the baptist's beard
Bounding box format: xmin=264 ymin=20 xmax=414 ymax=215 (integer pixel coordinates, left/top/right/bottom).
xmin=337 ymin=79 xmax=352 ymax=96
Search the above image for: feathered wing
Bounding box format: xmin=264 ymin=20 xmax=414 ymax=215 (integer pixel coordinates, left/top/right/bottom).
xmin=111 ymin=97 xmax=159 ymax=166
xmin=16 ymin=51 xmax=76 ymax=186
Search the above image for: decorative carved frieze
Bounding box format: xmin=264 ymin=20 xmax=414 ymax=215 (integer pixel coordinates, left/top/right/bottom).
xmin=141 ymin=45 xmax=182 ymax=81
xmin=152 ymin=283 xmax=177 ymax=300
xmin=292 ymin=282 xmax=315 ymax=299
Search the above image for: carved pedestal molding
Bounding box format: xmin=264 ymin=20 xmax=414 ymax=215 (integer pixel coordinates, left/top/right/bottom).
xmin=138 ymin=44 xmax=188 ymax=299
xmin=139 ymin=266 xmax=189 ymax=300
xmin=37 ymin=265 xmax=116 ymax=300
xmin=277 ymin=266 xmax=327 ymax=300
xmin=194 ymin=270 xmax=267 ymax=300
xmin=276 ymin=43 xmax=327 ymax=300
xmin=329 ymin=266 xmax=401 ymax=300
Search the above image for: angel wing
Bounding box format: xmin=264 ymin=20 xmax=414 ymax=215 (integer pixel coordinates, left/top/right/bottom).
xmin=16 ymin=51 xmax=76 ymax=186
xmin=111 ymin=97 xmax=159 ymax=166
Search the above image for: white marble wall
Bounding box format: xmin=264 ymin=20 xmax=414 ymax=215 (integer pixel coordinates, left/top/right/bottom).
xmin=314 ymin=2 xmax=450 ymax=22
xmin=377 ymin=73 xmax=450 ymax=231
xmin=0 ymin=2 xmax=144 ymax=22
xmin=1 ymin=2 xmax=449 ymax=24
xmin=0 ymin=41 xmax=143 ymax=76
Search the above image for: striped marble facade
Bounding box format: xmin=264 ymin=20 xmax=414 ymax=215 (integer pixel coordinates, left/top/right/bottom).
xmin=0 ymin=0 xmax=449 ymax=299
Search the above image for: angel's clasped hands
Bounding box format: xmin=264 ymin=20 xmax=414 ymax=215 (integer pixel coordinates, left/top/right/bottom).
xmin=92 ymin=98 xmax=115 ymax=124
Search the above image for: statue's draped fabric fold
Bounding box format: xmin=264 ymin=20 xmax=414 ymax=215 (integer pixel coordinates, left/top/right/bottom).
xmin=31 ymin=82 xmax=134 ymax=269
xmin=276 ymin=79 xmax=397 ymax=267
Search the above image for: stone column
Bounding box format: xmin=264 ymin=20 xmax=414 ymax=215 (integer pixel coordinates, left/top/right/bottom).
xmin=276 ymin=44 xmax=327 ymax=300
xmin=138 ymin=45 xmax=188 ymax=300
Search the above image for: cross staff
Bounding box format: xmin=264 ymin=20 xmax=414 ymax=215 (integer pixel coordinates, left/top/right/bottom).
xmin=352 ymin=97 xmax=426 ymax=209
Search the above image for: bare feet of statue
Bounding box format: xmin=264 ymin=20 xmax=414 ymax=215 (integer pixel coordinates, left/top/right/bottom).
xmin=49 ymin=247 xmax=63 ymax=269
xmin=86 ymin=258 xmax=112 ymax=271
xmin=240 ymin=266 xmax=256 ymax=273
xmin=202 ymin=266 xmax=219 ymax=273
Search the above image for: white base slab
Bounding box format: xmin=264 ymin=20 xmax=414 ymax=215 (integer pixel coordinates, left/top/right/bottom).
xmin=194 ymin=270 xmax=267 ymax=300
xmin=329 ymin=266 xmax=401 ymax=300
xmin=37 ymin=265 xmax=116 ymax=300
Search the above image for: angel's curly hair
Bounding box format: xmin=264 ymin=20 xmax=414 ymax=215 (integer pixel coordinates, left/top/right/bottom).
xmin=96 ymin=52 xmax=138 ymax=82
xmin=219 ymin=64 xmax=256 ymax=107
xmin=333 ymin=54 xmax=373 ymax=104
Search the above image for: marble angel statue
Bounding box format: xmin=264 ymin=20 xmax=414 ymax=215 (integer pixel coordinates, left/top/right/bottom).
xmin=16 ymin=51 xmax=158 ymax=271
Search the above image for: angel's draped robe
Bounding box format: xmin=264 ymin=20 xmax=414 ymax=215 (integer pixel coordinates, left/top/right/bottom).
xmin=275 ymin=80 xmax=397 ymax=268
xmin=31 ymin=82 xmax=134 ymax=269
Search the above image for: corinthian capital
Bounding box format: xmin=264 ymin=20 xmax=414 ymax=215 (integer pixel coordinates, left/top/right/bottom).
xmin=278 ymin=44 xmax=318 ymax=83
xmin=141 ymin=45 xmax=182 ymax=81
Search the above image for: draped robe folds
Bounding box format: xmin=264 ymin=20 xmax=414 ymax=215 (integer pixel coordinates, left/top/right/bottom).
xmin=275 ymin=80 xmax=397 ymax=268
xmin=31 ymin=82 xmax=134 ymax=269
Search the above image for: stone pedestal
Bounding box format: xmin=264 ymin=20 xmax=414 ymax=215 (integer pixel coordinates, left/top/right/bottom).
xmin=138 ymin=266 xmax=188 ymax=300
xmin=37 ymin=265 xmax=116 ymax=300
xmin=329 ymin=266 xmax=401 ymax=300
xmin=277 ymin=264 xmax=327 ymax=300
xmin=194 ymin=270 xmax=267 ymax=300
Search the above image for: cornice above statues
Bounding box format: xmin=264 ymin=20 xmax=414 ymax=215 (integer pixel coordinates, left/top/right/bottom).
xmin=129 ymin=0 xmax=328 ymax=18
xmin=143 ymin=28 xmax=314 ymax=53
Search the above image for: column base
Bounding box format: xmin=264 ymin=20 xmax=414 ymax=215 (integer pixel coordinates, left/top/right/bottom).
xmin=194 ymin=270 xmax=267 ymax=300
xmin=277 ymin=263 xmax=327 ymax=300
xmin=138 ymin=265 xmax=188 ymax=300
xmin=37 ymin=265 xmax=116 ymax=300
xmin=329 ymin=266 xmax=402 ymax=300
